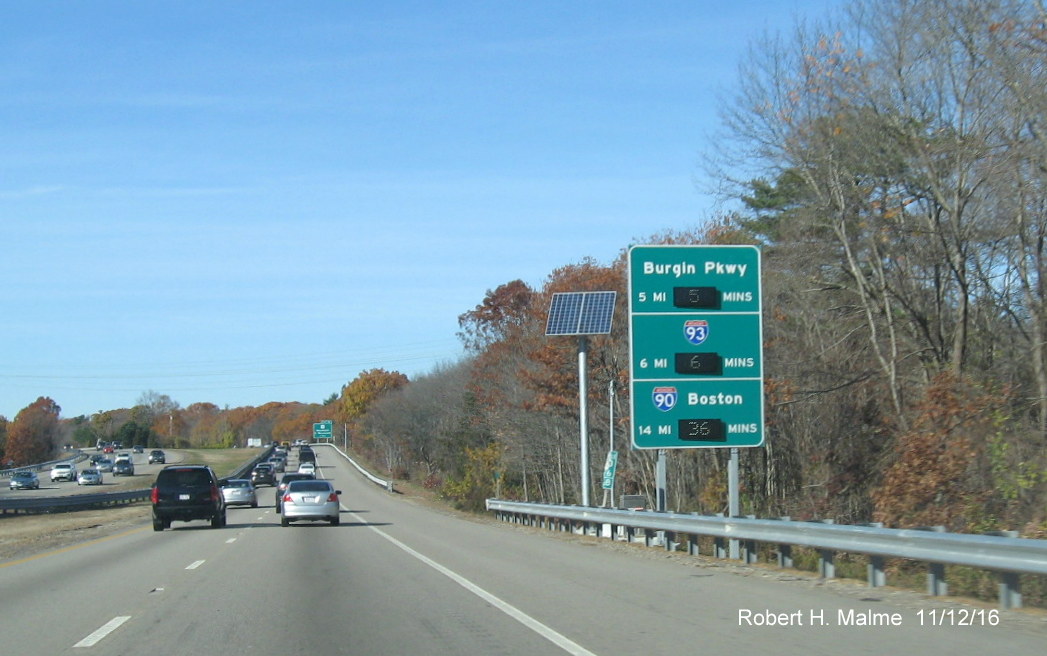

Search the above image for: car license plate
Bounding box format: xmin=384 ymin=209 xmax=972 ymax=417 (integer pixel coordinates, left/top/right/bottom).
xmin=179 ymin=494 xmax=191 ymax=500
xmin=304 ymin=496 xmax=318 ymax=503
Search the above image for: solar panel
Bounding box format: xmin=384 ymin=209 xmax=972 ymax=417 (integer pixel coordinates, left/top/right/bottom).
xmin=545 ymin=291 xmax=617 ymax=336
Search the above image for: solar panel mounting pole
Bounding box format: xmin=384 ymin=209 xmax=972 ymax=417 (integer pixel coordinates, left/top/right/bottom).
xmin=578 ymin=335 xmax=590 ymax=507
xmin=544 ymin=290 xmax=617 ymax=509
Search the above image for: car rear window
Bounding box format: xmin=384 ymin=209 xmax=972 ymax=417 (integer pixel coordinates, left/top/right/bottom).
xmin=287 ymin=481 xmax=331 ymax=493
xmin=160 ymin=469 xmax=213 ymax=487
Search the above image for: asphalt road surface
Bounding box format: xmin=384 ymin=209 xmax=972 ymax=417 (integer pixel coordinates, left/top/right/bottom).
xmin=1 ymin=444 xmax=1044 ymax=655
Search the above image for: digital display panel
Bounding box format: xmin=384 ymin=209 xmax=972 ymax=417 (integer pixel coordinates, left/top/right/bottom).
xmin=673 ymin=286 xmax=719 ymax=309
xmin=678 ymin=419 xmax=727 ymax=442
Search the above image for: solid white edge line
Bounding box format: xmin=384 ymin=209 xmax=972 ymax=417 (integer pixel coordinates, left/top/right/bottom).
xmin=356 ymin=514 xmax=596 ymax=656
xmin=73 ymin=616 xmax=131 ymax=648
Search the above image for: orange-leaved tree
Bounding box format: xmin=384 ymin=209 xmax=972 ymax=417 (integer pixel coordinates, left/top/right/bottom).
xmin=6 ymin=397 xmax=61 ymax=466
xmin=337 ymin=369 xmax=409 ymax=460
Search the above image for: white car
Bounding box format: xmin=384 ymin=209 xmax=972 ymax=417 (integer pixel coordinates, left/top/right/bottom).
xmin=50 ymin=462 xmax=78 ymax=482
xmin=297 ymin=462 xmax=316 ymax=475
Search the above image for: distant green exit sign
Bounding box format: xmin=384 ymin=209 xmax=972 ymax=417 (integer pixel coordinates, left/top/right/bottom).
xmin=628 ymin=245 xmax=764 ymax=449
xmin=313 ymin=420 xmax=333 ymax=439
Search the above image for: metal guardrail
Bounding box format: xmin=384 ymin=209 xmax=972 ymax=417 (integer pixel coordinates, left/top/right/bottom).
xmin=0 ymin=489 xmax=152 ymax=514
xmin=316 ymin=443 xmax=394 ymax=492
xmin=486 ymin=499 xmax=1047 ymax=610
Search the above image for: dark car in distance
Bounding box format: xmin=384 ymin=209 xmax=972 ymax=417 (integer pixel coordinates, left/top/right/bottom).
xmin=251 ymin=463 xmax=276 ymax=487
xmin=274 ymin=472 xmax=316 ymax=513
xmin=150 ymin=465 xmax=226 ymax=531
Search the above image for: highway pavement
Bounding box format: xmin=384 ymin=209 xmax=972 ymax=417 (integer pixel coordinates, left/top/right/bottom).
xmin=1 ymin=444 xmax=1044 ymax=655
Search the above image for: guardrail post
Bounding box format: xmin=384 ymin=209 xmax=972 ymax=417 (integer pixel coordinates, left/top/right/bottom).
xmin=687 ymin=515 xmax=701 ymax=555
xmin=815 ymin=519 xmax=835 ymax=579
xmin=819 ymin=550 xmax=835 ymax=579
xmin=740 ymin=515 xmax=758 ymax=563
xmin=742 ymin=540 xmax=758 ymax=564
xmin=868 ymin=556 xmax=886 ymax=587
xmin=861 ymin=523 xmax=886 ymax=587
xmin=772 ymin=517 xmax=792 ymax=568
xmin=999 ymin=572 xmax=1022 ymax=609
xmin=927 ymin=563 xmax=948 ymax=596
xmin=664 ymin=530 xmax=676 ymax=552
xmin=714 ymin=536 xmax=727 ymax=559
xmin=916 ymin=526 xmax=948 ymax=596
xmin=984 ymin=530 xmax=1022 ymax=608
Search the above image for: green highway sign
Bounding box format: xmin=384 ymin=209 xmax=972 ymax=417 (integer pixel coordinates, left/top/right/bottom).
xmin=628 ymin=245 xmax=764 ymax=449
xmin=313 ymin=420 xmax=334 ymax=440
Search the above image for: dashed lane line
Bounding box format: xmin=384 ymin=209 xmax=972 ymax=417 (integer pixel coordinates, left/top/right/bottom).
xmin=74 ymin=616 xmax=130 ymax=648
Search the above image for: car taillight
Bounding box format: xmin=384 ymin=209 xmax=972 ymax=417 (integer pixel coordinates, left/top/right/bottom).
xmin=210 ymin=485 xmax=220 ymax=502
xmin=327 ymin=493 xmax=338 ymax=502
xmin=150 ymin=487 xmax=159 ymax=504
xmin=282 ymin=493 xmax=292 ymax=504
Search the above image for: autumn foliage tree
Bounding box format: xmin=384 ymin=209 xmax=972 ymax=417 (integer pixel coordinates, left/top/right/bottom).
xmin=338 ymin=369 xmax=409 ymax=424
xmin=336 ymin=369 xmax=409 ymax=464
xmin=6 ymin=397 xmax=61 ymax=466
xmin=0 ymin=415 xmax=9 ymax=465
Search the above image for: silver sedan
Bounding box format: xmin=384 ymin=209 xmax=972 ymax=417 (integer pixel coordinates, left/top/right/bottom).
xmin=221 ymin=479 xmax=258 ymax=508
xmin=279 ymin=480 xmax=341 ymax=526
xmin=9 ymin=471 xmax=40 ymax=490
xmin=77 ymin=468 xmax=103 ymax=485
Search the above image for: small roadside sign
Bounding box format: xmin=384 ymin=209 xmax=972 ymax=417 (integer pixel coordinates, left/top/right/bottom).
xmin=601 ymin=450 xmax=619 ymax=490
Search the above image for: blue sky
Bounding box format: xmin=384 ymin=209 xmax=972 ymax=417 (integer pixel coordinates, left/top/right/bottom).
xmin=1 ymin=1 xmax=840 ymax=420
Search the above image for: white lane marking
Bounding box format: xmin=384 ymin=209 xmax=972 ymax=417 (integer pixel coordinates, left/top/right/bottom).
xmin=358 ymin=516 xmax=596 ymax=656
xmin=74 ymin=616 xmax=130 ymax=648
xmin=225 ymin=538 xmax=237 ymax=544
xmin=185 ymin=560 xmax=205 ymax=570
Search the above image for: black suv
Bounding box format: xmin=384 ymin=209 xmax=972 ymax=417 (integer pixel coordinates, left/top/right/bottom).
xmin=150 ymin=465 xmax=226 ymax=531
